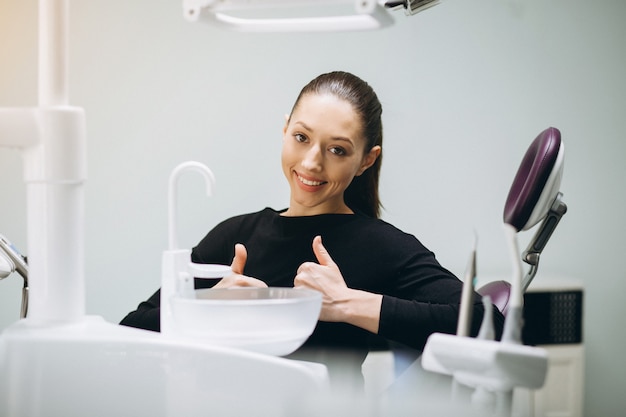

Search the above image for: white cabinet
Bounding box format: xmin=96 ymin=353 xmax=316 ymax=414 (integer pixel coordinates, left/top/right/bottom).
xmin=532 ymin=344 xmax=584 ymax=417
xmin=514 ymin=278 xmax=585 ymax=417
xmin=514 ymin=344 xmax=584 ymax=417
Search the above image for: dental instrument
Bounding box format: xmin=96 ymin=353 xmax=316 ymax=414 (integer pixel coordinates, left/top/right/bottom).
xmin=456 ymin=231 xmax=477 ymax=337
xmin=421 ymin=127 xmax=567 ymax=417
xmin=0 ymin=234 xmax=29 ymax=318
xmin=0 ymin=235 xmax=28 ymax=281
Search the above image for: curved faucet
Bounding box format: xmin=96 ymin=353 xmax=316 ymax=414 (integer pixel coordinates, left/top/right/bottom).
xmin=168 ymin=161 xmax=215 ymax=251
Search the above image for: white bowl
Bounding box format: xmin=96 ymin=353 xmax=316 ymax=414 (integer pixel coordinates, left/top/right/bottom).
xmin=170 ymin=287 xmax=322 ymax=356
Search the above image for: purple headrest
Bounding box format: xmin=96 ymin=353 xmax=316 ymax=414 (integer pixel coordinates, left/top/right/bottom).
xmin=503 ymin=127 xmax=562 ymax=231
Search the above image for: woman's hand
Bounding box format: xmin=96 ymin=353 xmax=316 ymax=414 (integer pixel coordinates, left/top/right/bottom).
xmin=213 ymin=243 xmax=268 ymax=289
xmin=294 ymin=236 xmax=382 ymax=333
xmin=294 ymin=235 xmax=350 ymax=322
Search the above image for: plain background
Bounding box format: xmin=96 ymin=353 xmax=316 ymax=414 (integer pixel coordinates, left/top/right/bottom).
xmin=0 ymin=0 xmax=624 ymax=415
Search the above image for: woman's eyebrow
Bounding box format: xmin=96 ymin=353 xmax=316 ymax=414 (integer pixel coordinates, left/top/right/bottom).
xmin=330 ymin=136 xmax=355 ymax=148
xmin=293 ymin=120 xmax=312 ymax=131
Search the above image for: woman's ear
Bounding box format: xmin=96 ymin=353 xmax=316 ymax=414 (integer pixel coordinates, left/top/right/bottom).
xmin=283 ymin=113 xmax=290 ymax=134
xmin=356 ymin=145 xmax=381 ymax=176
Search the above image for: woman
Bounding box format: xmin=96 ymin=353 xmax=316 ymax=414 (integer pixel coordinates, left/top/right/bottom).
xmin=121 ymin=71 xmax=504 ymax=385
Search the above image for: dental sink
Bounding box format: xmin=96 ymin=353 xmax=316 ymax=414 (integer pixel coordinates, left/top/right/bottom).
xmin=161 ymin=162 xmax=322 ymax=357
xmin=170 ymin=287 xmax=322 ymax=356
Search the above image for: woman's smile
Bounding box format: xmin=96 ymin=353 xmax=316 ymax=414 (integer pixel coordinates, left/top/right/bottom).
xmin=296 ymin=172 xmax=327 ymax=188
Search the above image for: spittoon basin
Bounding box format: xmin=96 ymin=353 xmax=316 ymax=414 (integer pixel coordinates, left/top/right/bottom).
xmin=170 ymin=287 xmax=322 ymax=356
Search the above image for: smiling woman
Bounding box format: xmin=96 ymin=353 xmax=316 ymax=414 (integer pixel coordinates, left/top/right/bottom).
xmin=120 ymin=71 xmax=504 ymax=389
xmin=281 ymin=92 xmax=380 ymax=217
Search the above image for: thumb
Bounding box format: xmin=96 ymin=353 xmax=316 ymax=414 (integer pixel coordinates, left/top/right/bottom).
xmin=231 ymin=243 xmax=247 ymax=275
xmin=312 ymin=235 xmax=335 ymax=267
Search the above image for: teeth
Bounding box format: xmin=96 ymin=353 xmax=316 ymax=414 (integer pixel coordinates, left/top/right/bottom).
xmin=298 ymin=175 xmax=324 ymax=186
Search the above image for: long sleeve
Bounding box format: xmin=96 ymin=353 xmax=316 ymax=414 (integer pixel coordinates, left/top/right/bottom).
xmin=119 ymin=289 xmax=161 ymax=331
xmin=381 ymin=246 xmax=505 ymax=349
xmin=379 ymin=290 xmax=504 ymax=350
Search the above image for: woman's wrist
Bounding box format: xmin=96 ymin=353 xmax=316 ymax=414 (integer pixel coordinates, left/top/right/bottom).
xmin=341 ymin=289 xmax=382 ymax=334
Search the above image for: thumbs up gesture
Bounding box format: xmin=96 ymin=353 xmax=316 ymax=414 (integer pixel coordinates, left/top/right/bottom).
xmin=294 ymin=236 xmax=351 ymax=323
xmin=213 ymin=243 xmax=268 ymax=289
xmin=295 ymin=236 xmax=382 ymax=333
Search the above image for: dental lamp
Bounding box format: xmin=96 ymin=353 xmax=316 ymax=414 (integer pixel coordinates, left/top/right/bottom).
xmin=421 ymin=127 xmax=567 ymax=417
xmin=182 ymin=0 xmax=441 ymax=32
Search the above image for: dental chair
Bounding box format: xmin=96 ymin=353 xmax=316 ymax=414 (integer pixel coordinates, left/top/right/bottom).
xmin=419 ymin=126 xmax=567 ymax=417
xmin=478 ymin=126 xmax=566 ymax=317
xmin=371 ymin=127 xmax=567 ymax=402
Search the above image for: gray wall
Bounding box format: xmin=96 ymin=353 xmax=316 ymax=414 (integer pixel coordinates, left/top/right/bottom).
xmin=1 ymin=0 xmax=625 ymax=415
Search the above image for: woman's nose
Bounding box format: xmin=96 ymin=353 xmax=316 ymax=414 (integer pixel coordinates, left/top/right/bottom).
xmin=301 ymin=145 xmax=323 ymax=171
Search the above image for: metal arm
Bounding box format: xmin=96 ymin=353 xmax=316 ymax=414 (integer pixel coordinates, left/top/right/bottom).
xmin=521 ymin=193 xmax=568 ymax=291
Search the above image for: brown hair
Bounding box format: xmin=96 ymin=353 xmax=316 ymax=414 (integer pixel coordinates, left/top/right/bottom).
xmin=289 ymin=71 xmax=383 ymax=218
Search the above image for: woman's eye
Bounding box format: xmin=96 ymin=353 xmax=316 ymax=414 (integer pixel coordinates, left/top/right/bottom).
xmin=294 ymin=133 xmax=307 ymax=143
xmin=329 ymin=146 xmax=347 ymax=156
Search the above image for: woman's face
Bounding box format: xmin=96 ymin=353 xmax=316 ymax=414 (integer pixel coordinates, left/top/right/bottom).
xmin=281 ymin=93 xmax=380 ymax=216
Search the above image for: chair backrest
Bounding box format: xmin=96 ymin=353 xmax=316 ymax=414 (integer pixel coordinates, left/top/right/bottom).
xmin=503 ymin=127 xmax=563 ymax=231
xmin=477 ymin=280 xmax=512 ymax=316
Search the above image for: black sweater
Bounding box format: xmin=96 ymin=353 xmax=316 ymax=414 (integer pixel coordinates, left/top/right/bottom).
xmin=121 ymin=208 xmax=504 ymax=356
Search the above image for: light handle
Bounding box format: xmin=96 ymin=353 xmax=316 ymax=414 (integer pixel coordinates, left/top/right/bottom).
xmin=183 ymin=0 xmax=394 ymax=32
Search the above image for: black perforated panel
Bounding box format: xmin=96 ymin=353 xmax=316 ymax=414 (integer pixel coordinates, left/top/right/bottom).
xmin=522 ymin=290 xmax=583 ymax=345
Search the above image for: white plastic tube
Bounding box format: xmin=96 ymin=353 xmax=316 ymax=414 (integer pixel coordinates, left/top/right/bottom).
xmin=23 ymin=0 xmax=87 ymax=322
xmin=501 ymin=223 xmax=524 ymax=344
xmin=39 ymin=0 xmax=69 ymax=107
xmin=23 ymin=107 xmax=86 ymax=322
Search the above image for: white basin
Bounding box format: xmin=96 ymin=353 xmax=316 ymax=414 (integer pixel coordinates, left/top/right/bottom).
xmin=0 ymin=316 xmax=329 ymax=417
xmin=170 ymin=287 xmax=322 ymax=356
